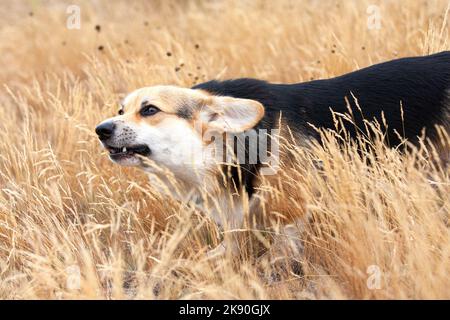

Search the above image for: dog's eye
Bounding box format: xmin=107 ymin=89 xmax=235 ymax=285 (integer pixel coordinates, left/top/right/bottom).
xmin=118 ymin=109 xmax=124 ymax=115
xmin=140 ymin=105 xmax=160 ymax=117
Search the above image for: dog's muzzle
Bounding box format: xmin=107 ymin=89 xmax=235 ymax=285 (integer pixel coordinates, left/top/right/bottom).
xmin=95 ymin=121 xmax=151 ymax=162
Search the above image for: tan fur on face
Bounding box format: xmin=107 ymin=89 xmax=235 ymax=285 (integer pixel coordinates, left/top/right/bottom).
xmin=121 ymin=85 xmax=208 ymax=119
xmin=120 ymin=85 xmax=265 ymax=144
xmin=119 ymin=86 xmax=212 ymax=144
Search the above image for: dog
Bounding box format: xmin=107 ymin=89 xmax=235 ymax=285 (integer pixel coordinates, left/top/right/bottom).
xmin=96 ymin=51 xmax=450 ymax=256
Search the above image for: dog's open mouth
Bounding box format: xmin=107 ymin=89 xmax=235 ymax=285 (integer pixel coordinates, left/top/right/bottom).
xmin=106 ymin=144 xmax=151 ymax=159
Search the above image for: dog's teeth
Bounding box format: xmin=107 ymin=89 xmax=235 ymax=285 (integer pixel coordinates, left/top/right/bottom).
xmin=122 ymin=147 xmax=126 ymax=153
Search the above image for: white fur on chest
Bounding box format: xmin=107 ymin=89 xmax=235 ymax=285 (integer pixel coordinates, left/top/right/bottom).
xmin=146 ymin=173 xmax=244 ymax=229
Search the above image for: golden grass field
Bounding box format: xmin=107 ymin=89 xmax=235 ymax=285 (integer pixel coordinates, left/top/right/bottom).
xmin=0 ymin=0 xmax=449 ymax=299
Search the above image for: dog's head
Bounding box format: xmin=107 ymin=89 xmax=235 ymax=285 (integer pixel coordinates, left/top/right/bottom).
xmin=95 ymin=86 xmax=264 ymax=180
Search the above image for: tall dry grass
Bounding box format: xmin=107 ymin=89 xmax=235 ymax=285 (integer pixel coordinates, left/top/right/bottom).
xmin=0 ymin=0 xmax=449 ymax=299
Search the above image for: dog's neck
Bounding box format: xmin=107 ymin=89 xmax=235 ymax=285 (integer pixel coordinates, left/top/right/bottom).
xmin=146 ymin=170 xmax=253 ymax=229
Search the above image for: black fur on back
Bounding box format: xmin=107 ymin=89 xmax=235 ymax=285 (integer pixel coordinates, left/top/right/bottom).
xmin=193 ymin=51 xmax=450 ymax=195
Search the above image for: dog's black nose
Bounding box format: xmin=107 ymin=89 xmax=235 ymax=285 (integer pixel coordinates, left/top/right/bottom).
xmin=95 ymin=122 xmax=115 ymax=140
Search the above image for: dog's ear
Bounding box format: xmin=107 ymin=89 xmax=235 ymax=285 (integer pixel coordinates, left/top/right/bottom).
xmin=199 ymin=96 xmax=265 ymax=133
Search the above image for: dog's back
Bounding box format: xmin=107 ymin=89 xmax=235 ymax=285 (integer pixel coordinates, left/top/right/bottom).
xmin=195 ymin=51 xmax=450 ymax=146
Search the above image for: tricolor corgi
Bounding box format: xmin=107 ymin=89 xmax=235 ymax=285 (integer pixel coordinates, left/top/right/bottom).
xmin=96 ymin=51 xmax=450 ymax=256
